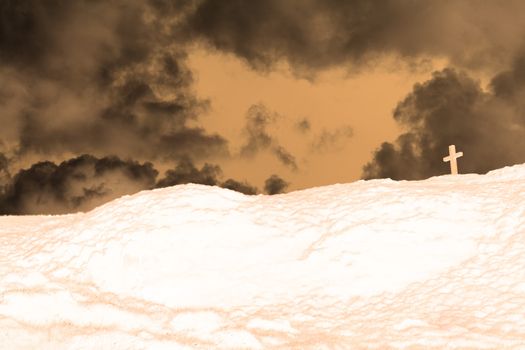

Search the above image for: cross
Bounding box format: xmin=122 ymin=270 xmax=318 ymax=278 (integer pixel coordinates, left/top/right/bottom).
xmin=443 ymin=144 xmax=463 ymax=175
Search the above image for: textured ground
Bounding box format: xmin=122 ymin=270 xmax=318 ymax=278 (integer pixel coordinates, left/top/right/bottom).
xmin=1 ymin=165 xmax=525 ymax=349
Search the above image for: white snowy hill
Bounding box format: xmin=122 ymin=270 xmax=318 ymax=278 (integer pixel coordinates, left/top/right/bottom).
xmin=1 ymin=164 xmax=525 ymax=349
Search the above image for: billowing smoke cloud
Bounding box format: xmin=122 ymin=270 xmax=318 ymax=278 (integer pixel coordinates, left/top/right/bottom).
xmin=156 ymin=157 xmax=221 ymax=188
xmin=0 ymin=155 xmax=158 ymax=215
xmin=240 ymin=104 xmax=298 ymax=170
xmin=0 ymin=154 xmax=262 ymax=215
xmin=0 ymin=0 xmax=227 ymax=162
xmin=156 ymin=157 xmax=258 ymax=195
xmin=363 ymin=63 xmax=525 ymax=180
xmin=221 ymin=179 xmax=258 ymax=195
xmin=264 ymin=174 xmax=290 ymax=195
xmin=181 ymin=0 xmax=525 ymax=74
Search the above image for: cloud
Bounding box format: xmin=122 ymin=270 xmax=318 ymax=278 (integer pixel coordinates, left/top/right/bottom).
xmin=221 ymin=179 xmax=258 ymax=195
xmin=295 ymin=118 xmax=311 ymax=133
xmin=0 ymin=0 xmax=228 ymax=163
xmin=156 ymin=157 xmax=221 ymax=188
xmin=155 ymin=157 xmax=259 ymax=195
xmin=310 ymin=126 xmax=354 ymax=153
xmin=363 ymin=65 xmax=525 ymax=180
xmin=0 ymin=155 xmax=158 ymax=215
xmin=240 ymin=104 xmax=298 ymax=170
xmin=272 ymin=146 xmax=298 ymax=171
xmin=264 ymin=174 xmax=290 ymax=195
xmin=181 ymin=0 xmax=525 ymax=74
xmin=240 ymin=104 xmax=276 ymax=157
xmin=294 ymin=117 xmax=354 ymax=153
xmin=0 ymin=152 xmax=10 ymax=190
xmin=0 ymin=154 xmax=263 ymax=215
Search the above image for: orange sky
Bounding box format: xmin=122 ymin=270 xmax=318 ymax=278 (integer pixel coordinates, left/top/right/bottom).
xmin=188 ymin=48 xmax=448 ymax=191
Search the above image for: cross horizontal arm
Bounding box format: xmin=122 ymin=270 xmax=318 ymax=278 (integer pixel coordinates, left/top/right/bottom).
xmin=443 ymin=152 xmax=463 ymax=162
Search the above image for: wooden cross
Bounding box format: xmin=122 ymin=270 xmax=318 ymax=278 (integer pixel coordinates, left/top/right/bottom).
xmin=443 ymin=144 xmax=463 ymax=175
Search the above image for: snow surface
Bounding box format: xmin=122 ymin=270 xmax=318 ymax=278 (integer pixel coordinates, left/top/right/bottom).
xmin=1 ymin=164 xmax=525 ymax=349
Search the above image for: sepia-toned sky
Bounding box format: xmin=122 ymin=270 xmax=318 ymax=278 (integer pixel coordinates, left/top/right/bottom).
xmin=187 ymin=49 xmax=449 ymax=190
xmin=2 ymin=0 xmax=525 ymax=215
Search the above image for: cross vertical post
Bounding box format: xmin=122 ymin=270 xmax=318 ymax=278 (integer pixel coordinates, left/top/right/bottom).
xmin=443 ymin=144 xmax=463 ymax=175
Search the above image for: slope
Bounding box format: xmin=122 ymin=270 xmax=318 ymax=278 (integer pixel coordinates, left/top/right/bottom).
xmin=1 ymin=165 xmax=525 ymax=349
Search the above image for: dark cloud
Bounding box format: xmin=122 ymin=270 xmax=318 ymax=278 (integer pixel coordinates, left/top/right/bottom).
xmin=221 ymin=179 xmax=258 ymax=195
xmin=240 ymin=104 xmax=276 ymax=157
xmin=0 ymin=0 xmax=228 ymax=163
xmin=181 ymin=0 xmax=525 ymax=75
xmin=490 ymin=50 xmax=525 ymax=112
xmin=0 ymin=0 xmax=70 ymax=67
xmin=0 ymin=152 xmax=8 ymax=172
xmin=0 ymin=155 xmax=158 ymax=215
xmin=295 ymin=118 xmax=311 ymax=133
xmin=264 ymin=174 xmax=290 ymax=195
xmin=0 ymin=152 xmax=10 ymax=191
xmin=156 ymin=157 xmax=221 ymax=188
xmin=363 ymin=66 xmax=525 ymax=180
xmin=155 ymin=157 xmax=259 ymax=195
xmin=240 ymin=104 xmax=298 ymax=170
xmin=310 ymin=126 xmax=353 ymax=153
xmin=272 ymin=146 xmax=298 ymax=171
xmin=0 ymin=154 xmax=262 ymax=215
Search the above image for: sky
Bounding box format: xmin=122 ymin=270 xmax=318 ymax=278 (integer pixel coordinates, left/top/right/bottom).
xmin=2 ymin=164 xmax=525 ymax=348
xmin=3 ymin=0 xmax=525 ymax=214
